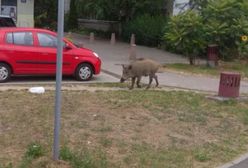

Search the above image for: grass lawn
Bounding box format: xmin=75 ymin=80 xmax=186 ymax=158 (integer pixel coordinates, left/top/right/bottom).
xmin=165 ymin=61 xmax=248 ymax=79
xmin=1 ymin=88 xmax=248 ymax=168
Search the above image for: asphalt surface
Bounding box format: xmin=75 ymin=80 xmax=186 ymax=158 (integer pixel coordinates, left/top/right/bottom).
xmin=3 ymin=72 xmax=118 ymax=85
xmin=229 ymin=161 xmax=248 ymax=168
xmin=71 ymin=33 xmax=248 ymax=94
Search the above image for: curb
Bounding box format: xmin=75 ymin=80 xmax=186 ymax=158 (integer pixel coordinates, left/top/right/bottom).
xmin=101 ymin=69 xmax=122 ymax=79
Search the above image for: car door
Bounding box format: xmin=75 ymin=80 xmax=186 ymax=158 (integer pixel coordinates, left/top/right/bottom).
xmin=4 ymin=31 xmax=40 ymax=74
xmin=35 ymin=32 xmax=74 ymax=74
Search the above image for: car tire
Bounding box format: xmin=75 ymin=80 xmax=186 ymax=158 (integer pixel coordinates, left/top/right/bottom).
xmin=0 ymin=63 xmax=11 ymax=83
xmin=75 ymin=63 xmax=93 ymax=81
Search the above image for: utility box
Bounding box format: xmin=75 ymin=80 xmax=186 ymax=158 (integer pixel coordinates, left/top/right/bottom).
xmin=218 ymin=72 xmax=241 ymax=98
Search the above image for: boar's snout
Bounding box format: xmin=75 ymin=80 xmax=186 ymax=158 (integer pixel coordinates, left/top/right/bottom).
xmin=120 ymin=78 xmax=125 ymax=83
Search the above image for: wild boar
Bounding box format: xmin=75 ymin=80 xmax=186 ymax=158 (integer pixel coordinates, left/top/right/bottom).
xmin=120 ymin=58 xmax=160 ymax=89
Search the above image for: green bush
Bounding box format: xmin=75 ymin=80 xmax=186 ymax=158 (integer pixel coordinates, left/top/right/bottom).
xmin=163 ymin=0 xmax=248 ymax=62
xmin=60 ymin=146 xmax=109 ymax=168
xmin=122 ymin=14 xmax=167 ymax=47
xmin=202 ymin=0 xmax=248 ymax=60
xmin=25 ymin=143 xmax=45 ymax=159
xmin=67 ymin=0 xmax=78 ymax=30
xmin=163 ymin=11 xmax=206 ymax=64
xmin=76 ymin=0 xmax=165 ymax=21
xmin=18 ymin=142 xmax=45 ymax=168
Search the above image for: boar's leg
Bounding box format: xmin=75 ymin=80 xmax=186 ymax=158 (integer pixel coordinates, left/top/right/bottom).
xmin=136 ymin=76 xmax=142 ymax=88
xmin=146 ymin=75 xmax=153 ymax=89
xmin=129 ymin=77 xmax=136 ymax=90
xmin=154 ymin=75 xmax=159 ymax=87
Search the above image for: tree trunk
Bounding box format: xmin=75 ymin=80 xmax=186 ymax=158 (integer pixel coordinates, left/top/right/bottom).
xmin=164 ymin=0 xmax=174 ymax=16
xmin=189 ymin=55 xmax=195 ymax=65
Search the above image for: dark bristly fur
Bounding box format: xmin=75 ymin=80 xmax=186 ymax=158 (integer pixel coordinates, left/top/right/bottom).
xmin=120 ymin=58 xmax=160 ymax=89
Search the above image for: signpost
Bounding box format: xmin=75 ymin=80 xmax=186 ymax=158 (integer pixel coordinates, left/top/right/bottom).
xmin=53 ymin=0 xmax=65 ymax=161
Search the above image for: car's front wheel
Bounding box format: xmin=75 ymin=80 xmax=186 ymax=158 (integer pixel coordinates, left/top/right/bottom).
xmin=75 ymin=63 xmax=93 ymax=81
xmin=0 ymin=63 xmax=11 ymax=83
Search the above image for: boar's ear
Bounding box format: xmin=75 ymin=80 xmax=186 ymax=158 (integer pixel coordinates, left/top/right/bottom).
xmin=128 ymin=65 xmax=132 ymax=70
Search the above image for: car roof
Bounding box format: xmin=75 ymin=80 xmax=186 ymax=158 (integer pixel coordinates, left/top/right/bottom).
xmin=0 ymin=15 xmax=13 ymax=18
xmin=0 ymin=27 xmax=55 ymax=34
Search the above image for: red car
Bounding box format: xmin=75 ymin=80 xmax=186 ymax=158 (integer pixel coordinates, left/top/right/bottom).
xmin=0 ymin=27 xmax=101 ymax=82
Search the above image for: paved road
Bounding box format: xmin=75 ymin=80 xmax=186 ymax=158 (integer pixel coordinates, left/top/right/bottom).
xmin=229 ymin=160 xmax=248 ymax=168
xmin=229 ymin=161 xmax=248 ymax=168
xmin=1 ymin=72 xmax=118 ymax=85
xmin=71 ymin=33 xmax=248 ymax=94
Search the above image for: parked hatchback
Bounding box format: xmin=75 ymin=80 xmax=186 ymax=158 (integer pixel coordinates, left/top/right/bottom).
xmin=0 ymin=15 xmax=16 ymax=27
xmin=0 ymin=27 xmax=101 ymax=82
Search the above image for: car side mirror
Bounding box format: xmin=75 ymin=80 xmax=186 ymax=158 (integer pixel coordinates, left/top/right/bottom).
xmin=64 ymin=43 xmax=72 ymax=50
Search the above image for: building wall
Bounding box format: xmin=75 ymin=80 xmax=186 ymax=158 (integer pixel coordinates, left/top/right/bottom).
xmin=17 ymin=0 xmax=34 ymax=27
xmin=0 ymin=0 xmax=34 ymax=27
xmin=1 ymin=0 xmax=17 ymax=22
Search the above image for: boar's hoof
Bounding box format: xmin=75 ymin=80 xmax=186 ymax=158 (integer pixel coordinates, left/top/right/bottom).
xmin=120 ymin=78 xmax=125 ymax=83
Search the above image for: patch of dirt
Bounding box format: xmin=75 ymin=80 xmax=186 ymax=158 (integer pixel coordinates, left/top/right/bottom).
xmin=31 ymin=158 xmax=71 ymax=168
xmin=1 ymin=89 xmax=248 ymax=168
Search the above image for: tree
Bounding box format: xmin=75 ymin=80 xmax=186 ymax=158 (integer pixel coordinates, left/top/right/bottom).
xmin=34 ymin=0 xmax=57 ymax=29
xmin=67 ymin=0 xmax=78 ymax=30
xmin=188 ymin=0 xmax=209 ymax=10
xmin=76 ymin=0 xmax=167 ymax=21
xmin=164 ymin=0 xmax=248 ymax=62
xmin=164 ymin=11 xmax=206 ymax=64
xmin=202 ymin=0 xmax=248 ymax=59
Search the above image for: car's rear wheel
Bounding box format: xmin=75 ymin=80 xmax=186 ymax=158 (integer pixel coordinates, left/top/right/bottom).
xmin=0 ymin=63 xmax=11 ymax=83
xmin=75 ymin=63 xmax=93 ymax=81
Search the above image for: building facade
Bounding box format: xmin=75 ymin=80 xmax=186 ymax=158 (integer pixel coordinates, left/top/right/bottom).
xmin=0 ymin=0 xmax=34 ymax=27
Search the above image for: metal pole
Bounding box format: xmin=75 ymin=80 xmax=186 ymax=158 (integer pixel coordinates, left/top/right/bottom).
xmin=53 ymin=0 xmax=65 ymax=161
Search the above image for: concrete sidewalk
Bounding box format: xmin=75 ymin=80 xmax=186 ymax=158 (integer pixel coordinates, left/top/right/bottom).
xmin=71 ymin=33 xmax=248 ymax=94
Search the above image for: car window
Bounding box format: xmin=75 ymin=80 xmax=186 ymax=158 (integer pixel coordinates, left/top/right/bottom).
xmin=6 ymin=32 xmax=34 ymax=46
xmin=37 ymin=33 xmax=57 ymax=47
xmin=6 ymin=33 xmax=13 ymax=44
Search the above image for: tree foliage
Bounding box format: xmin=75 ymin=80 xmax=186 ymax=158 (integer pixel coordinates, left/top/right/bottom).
xmin=122 ymin=14 xmax=167 ymax=47
xmin=164 ymin=11 xmax=206 ymax=64
xmin=76 ymin=0 xmax=167 ymax=21
xmin=202 ymin=0 xmax=248 ymax=59
xmin=34 ymin=0 xmax=57 ymax=29
xmin=164 ymin=0 xmax=248 ymax=63
xmin=188 ymin=0 xmax=209 ymax=10
xmin=67 ymin=0 xmax=79 ymax=30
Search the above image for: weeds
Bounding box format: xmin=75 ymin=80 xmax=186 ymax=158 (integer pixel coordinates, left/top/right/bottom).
xmin=1 ymin=90 xmax=248 ymax=167
xmin=18 ymin=142 xmax=45 ymax=168
xmin=60 ymin=146 xmax=109 ymax=168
